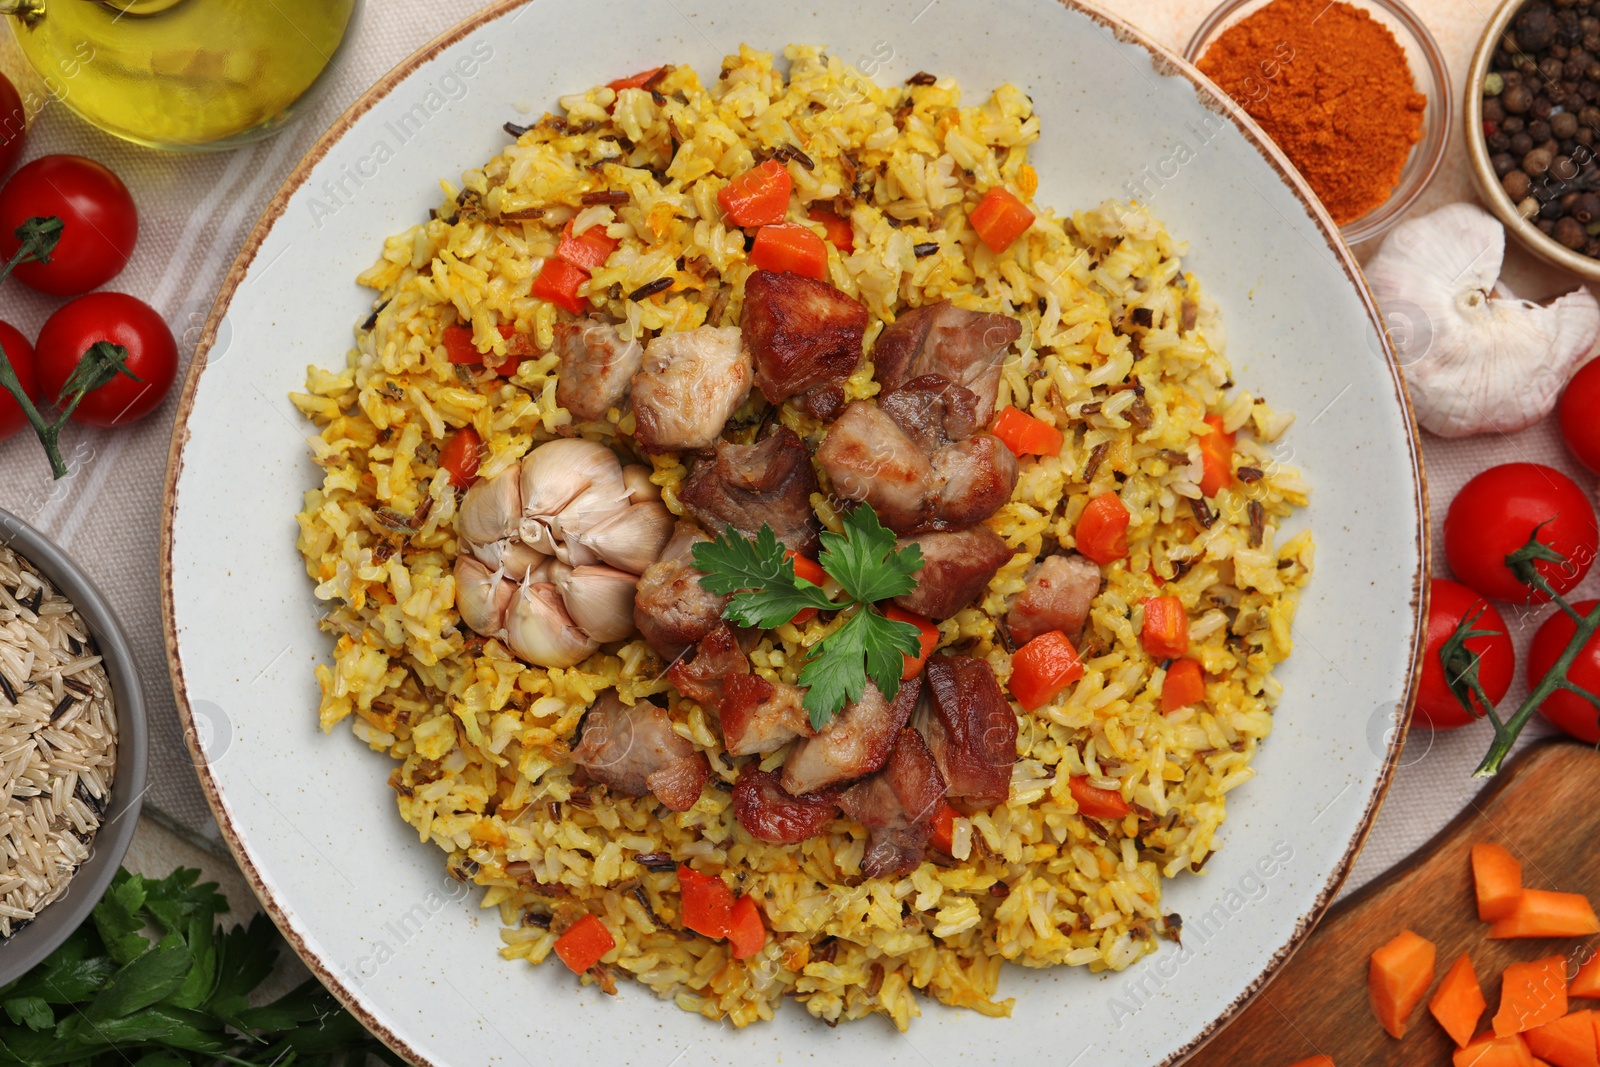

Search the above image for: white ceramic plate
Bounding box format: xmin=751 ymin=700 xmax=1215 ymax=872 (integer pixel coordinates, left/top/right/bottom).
xmin=162 ymin=1 xmax=1427 ymax=1063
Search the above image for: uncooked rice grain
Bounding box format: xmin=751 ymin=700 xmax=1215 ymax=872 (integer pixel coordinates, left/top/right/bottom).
xmin=0 ymin=545 xmax=116 ymax=937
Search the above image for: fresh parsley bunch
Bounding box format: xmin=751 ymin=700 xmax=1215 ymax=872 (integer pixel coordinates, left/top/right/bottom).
xmin=0 ymin=868 xmax=399 ymax=1066
xmin=693 ymin=504 xmax=925 ymax=727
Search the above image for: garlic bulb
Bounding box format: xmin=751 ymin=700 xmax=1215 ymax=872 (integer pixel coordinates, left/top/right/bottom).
xmin=1365 ymin=203 xmax=1600 ymax=438
xmin=451 ymin=438 xmax=674 ymax=667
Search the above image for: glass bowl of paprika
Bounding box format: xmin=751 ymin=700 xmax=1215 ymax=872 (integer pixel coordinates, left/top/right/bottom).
xmin=1183 ymin=0 xmax=1452 ymax=246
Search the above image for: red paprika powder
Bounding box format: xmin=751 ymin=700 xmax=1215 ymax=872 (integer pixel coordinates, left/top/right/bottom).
xmin=1197 ymin=0 xmax=1428 ymax=225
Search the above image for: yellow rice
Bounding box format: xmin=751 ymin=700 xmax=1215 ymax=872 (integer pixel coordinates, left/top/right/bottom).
xmin=291 ymin=44 xmax=1313 ymax=1030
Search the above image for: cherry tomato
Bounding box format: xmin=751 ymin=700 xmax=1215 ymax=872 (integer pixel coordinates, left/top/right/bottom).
xmin=34 ymin=293 xmax=176 ymax=428
xmin=1416 ymin=578 xmax=1515 ymax=729
xmin=1527 ymin=599 xmax=1600 ymax=743
xmin=1559 ymin=357 xmax=1600 ymax=475
xmin=0 ymin=320 xmax=39 ymax=442
xmin=1444 ymin=463 xmax=1598 ymax=602
xmin=0 ymin=73 xmax=25 ymax=177
xmin=0 ymin=155 xmax=138 ymax=296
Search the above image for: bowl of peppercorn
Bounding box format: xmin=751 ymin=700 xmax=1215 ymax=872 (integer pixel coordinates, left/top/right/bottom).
xmin=1185 ymin=0 xmax=1452 ymax=245
xmin=1470 ymin=0 xmax=1600 ymax=278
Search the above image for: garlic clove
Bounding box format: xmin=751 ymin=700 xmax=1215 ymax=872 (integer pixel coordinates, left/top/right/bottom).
xmin=548 ymin=479 xmax=635 ymax=547
xmin=454 ymin=556 xmax=516 ymax=635
xmin=572 ymin=500 xmax=675 ymax=574
xmin=470 ymin=537 xmax=548 ymax=581
xmin=520 ymin=516 xmax=560 ymax=558
xmin=622 ymin=464 xmax=661 ymax=504
xmin=556 ymin=564 xmax=640 ymax=643
xmin=1366 ymin=202 xmax=1600 ymax=438
xmin=519 ymin=439 xmax=628 ymax=519
xmin=504 ymin=582 xmax=600 ymax=668
xmin=499 ymin=540 xmax=548 ymax=581
xmin=457 ymin=464 xmax=523 ymax=547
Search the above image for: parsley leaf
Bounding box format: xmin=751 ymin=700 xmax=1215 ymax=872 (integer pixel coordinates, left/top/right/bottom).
xmin=693 ymin=503 xmax=928 ymax=726
xmin=798 ymin=607 xmax=923 ymax=729
xmin=818 ymin=504 xmax=923 ymax=604
xmin=0 ymin=867 xmax=403 ymax=1065
xmin=692 ymin=525 xmax=835 ymax=629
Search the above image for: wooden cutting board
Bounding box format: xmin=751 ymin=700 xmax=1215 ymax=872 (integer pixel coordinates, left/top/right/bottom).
xmin=1189 ymin=740 xmax=1600 ymax=1066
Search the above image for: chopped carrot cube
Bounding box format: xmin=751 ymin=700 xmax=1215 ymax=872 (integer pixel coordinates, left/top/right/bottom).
xmin=1161 ymin=658 xmax=1207 ymax=713
xmin=1524 ymin=1010 xmax=1598 ymax=1067
xmin=1068 ymin=776 xmax=1131 ymax=820
xmin=1198 ymin=414 xmax=1235 ymax=497
xmin=1574 ymin=946 xmax=1600 ymax=999
xmin=676 ymin=864 xmax=735 ymax=939
xmin=607 ymin=66 xmax=664 ymax=92
xmin=718 ymin=159 xmax=791 ymax=227
xmin=1474 ymin=843 xmax=1525 ymax=922
xmin=555 ymin=218 xmax=619 ymax=273
xmin=1490 ymin=892 xmax=1600 ymax=940
xmin=1075 ymin=492 xmax=1130 ymax=564
xmin=928 ymin=802 xmax=959 ymax=854
xmin=806 ymin=205 xmax=853 ymax=252
xmin=1141 ymin=595 xmax=1190 ymax=659
xmin=748 ymin=222 xmax=828 ymax=280
xmin=969 ymin=186 xmax=1034 ymax=253
xmin=1455 ymin=1033 xmax=1537 ymax=1067
xmin=725 ymin=895 xmax=767 ymax=960
xmin=1008 ymin=630 xmax=1084 ymax=711
xmin=552 ymin=913 xmax=614 ymax=974
xmin=991 ymin=405 xmax=1065 ymax=457
xmin=1496 ymin=957 xmax=1570 ymax=1037
xmin=1432 ymin=952 xmax=1489 ymax=1048
xmin=1369 ymin=928 xmax=1437 ymax=1039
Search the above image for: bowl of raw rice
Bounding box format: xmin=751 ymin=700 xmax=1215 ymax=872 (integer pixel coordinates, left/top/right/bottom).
xmin=0 ymin=508 xmax=147 ymax=985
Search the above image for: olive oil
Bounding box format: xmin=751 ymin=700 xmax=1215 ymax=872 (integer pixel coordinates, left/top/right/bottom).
xmin=7 ymin=0 xmax=357 ymax=149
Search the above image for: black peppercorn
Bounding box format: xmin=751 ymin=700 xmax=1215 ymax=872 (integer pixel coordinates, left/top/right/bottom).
xmin=1505 ymin=169 xmax=1534 ymax=200
xmin=1485 ymin=97 xmax=1508 ymax=124
xmin=1494 ymin=151 xmax=1520 ymax=178
xmin=1520 ymin=4 xmax=1557 ymax=51
xmin=1556 ymin=215 xmax=1590 ymax=247
xmin=1540 ymin=217 xmax=1559 ymax=233
xmin=1533 ymin=96 xmax=1556 ymax=119
xmin=1503 ymin=114 xmax=1527 ymax=133
xmin=1544 ymin=56 xmax=1567 ymax=80
xmin=1575 ymin=191 xmax=1600 ymax=220
xmin=1531 ymin=118 xmax=1555 ymax=142
xmin=1504 ymin=84 xmax=1535 ymax=113
xmin=1554 ymin=110 xmax=1581 ymax=137
xmin=1512 ymin=131 xmax=1536 ymax=155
